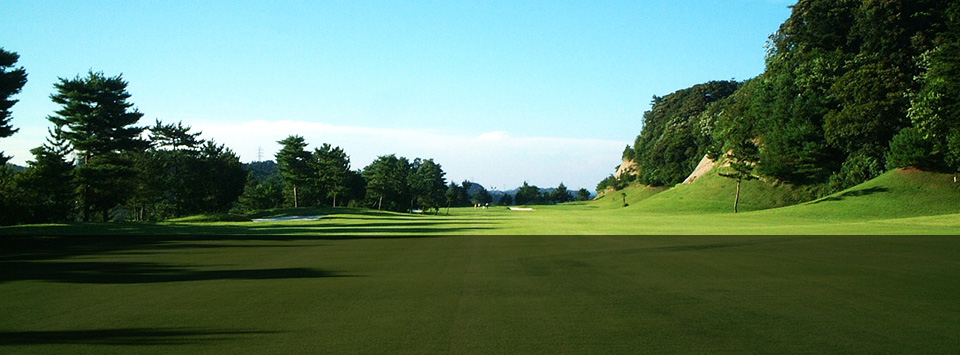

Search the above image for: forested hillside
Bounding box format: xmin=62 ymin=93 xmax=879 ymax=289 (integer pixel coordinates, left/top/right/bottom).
xmin=604 ymin=0 xmax=960 ymax=195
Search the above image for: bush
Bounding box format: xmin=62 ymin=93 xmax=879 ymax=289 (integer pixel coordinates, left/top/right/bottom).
xmin=596 ymin=174 xmax=629 ymax=194
xmin=886 ymin=128 xmax=938 ymax=170
xmin=829 ymin=151 xmax=883 ymax=193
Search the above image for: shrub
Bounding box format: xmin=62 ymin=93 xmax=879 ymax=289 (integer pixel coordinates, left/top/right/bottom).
xmin=886 ymin=128 xmax=938 ymax=170
xmin=829 ymin=151 xmax=883 ymax=193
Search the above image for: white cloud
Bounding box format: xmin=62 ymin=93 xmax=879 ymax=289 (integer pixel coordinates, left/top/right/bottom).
xmin=193 ymin=120 xmax=626 ymax=191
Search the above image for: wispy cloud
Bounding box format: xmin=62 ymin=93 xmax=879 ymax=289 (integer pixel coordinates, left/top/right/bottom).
xmin=194 ymin=120 xmax=626 ymax=190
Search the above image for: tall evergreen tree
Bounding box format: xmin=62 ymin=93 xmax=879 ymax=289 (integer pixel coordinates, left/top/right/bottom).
xmin=234 ymin=174 xmax=284 ymax=213
xmin=514 ymin=182 xmax=540 ymax=205
xmin=0 ymin=48 xmax=28 ymax=166
xmin=576 ymin=188 xmax=591 ymax=201
xmin=275 ymin=135 xmax=312 ymax=208
xmin=313 ymin=143 xmax=351 ymax=207
xmin=551 ymin=182 xmax=572 ymax=204
xmin=197 ymin=141 xmax=246 ymax=212
xmin=410 ymin=159 xmax=446 ymax=213
xmin=445 ymin=182 xmax=468 ymax=213
xmin=150 ymin=119 xmax=204 ymax=150
xmin=362 ymin=154 xmax=411 ymax=211
xmin=47 ymin=71 xmax=146 ymax=221
xmin=498 ymin=193 xmax=514 ymax=206
xmin=15 ymin=127 xmax=76 ymax=222
xmin=141 ymin=119 xmax=206 ymax=217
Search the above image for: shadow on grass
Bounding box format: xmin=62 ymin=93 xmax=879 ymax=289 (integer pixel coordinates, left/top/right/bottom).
xmin=813 ymin=186 xmax=889 ymax=204
xmin=0 ymin=260 xmax=351 ymax=284
xmin=646 ymin=237 xmax=812 ymax=252
xmin=0 ymin=217 xmax=500 ymax=260
xmin=0 ymin=327 xmax=280 ymax=346
xmin=529 ymin=236 xmax=813 ymax=261
xmin=1 ymin=218 xmax=500 ymax=237
xmin=0 ymin=217 xmax=498 ymax=284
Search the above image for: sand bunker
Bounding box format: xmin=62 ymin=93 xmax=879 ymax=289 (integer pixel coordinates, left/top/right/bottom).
xmin=251 ymin=215 xmax=323 ymax=222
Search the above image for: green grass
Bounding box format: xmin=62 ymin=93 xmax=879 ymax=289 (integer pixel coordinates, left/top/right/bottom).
xmin=761 ymin=168 xmax=960 ymax=220
xmin=165 ymin=213 xmax=251 ymax=223
xmin=592 ymin=183 xmax=667 ymax=209
xmin=627 ymin=166 xmax=823 ymax=214
xmin=3 ymin=169 xmax=959 ymax=236
xmin=2 ymin=234 xmax=959 ymax=353
xmin=2 ymin=169 xmax=960 ymax=352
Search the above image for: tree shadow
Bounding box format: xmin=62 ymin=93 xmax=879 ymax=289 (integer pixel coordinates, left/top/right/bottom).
xmin=0 ymin=260 xmax=352 ymax=284
xmin=0 ymin=218 xmax=499 ymax=260
xmin=1 ymin=217 xmax=502 ymax=237
xmin=523 ymin=236 xmax=813 ymax=262
xmin=813 ymin=186 xmax=889 ymax=203
xmin=644 ymin=237 xmax=811 ymax=252
xmin=0 ymin=215 xmax=502 ymax=286
xmin=0 ymin=327 xmax=280 ymax=346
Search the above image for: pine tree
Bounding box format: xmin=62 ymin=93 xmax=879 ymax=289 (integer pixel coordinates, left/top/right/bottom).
xmin=0 ymin=48 xmax=28 ymax=166
xmin=150 ymin=119 xmax=204 ymax=150
xmin=313 ymin=143 xmax=351 ymax=207
xmin=275 ymin=135 xmax=312 ymax=208
xmin=47 ymin=71 xmax=146 ymax=221
xmin=197 ymin=141 xmax=246 ymax=212
xmin=551 ymin=182 xmax=572 ymax=203
xmin=410 ymin=159 xmax=446 ymax=213
xmin=362 ymin=154 xmax=411 ymax=211
xmin=16 ymin=127 xmax=76 ymax=222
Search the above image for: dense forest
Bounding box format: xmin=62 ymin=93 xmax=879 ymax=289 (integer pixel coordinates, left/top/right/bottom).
xmin=600 ymin=0 xmax=960 ymax=196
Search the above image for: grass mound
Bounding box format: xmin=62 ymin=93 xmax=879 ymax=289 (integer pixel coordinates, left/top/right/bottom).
xmin=629 ymin=166 xmax=821 ymax=214
xmin=761 ymin=168 xmax=960 ymax=220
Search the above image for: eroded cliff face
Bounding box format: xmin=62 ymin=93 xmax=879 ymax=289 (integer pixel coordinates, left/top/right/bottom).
xmin=615 ymin=159 xmax=637 ymax=180
xmin=682 ymin=155 xmax=716 ymax=184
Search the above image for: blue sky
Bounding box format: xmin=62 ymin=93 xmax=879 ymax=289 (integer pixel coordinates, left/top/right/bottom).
xmin=1 ymin=0 xmax=793 ymax=190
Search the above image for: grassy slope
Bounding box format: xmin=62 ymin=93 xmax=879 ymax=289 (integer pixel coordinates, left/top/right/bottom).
xmin=2 ymin=234 xmax=959 ymax=353
xmin=759 ymin=168 xmax=960 ymax=220
xmin=1 ymin=169 xmax=958 ymax=236
xmin=591 ymin=183 xmax=667 ymax=209
xmin=628 ymin=167 xmax=821 ymax=214
xmin=481 ymin=168 xmax=960 ymax=235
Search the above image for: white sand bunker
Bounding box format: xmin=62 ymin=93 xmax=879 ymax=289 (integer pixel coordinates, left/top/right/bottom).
xmin=509 ymin=207 xmax=534 ymax=211
xmin=251 ymin=215 xmax=324 ymax=222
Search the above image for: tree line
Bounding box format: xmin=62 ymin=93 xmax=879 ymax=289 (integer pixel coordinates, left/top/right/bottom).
xmin=601 ymin=0 xmax=960 ymax=197
xmin=0 ymin=53 xmax=458 ymax=221
xmin=0 ymin=63 xmax=248 ymax=224
xmin=238 ymin=145 xmax=593 ymax=215
xmin=0 ymin=50 xmax=590 ymax=224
